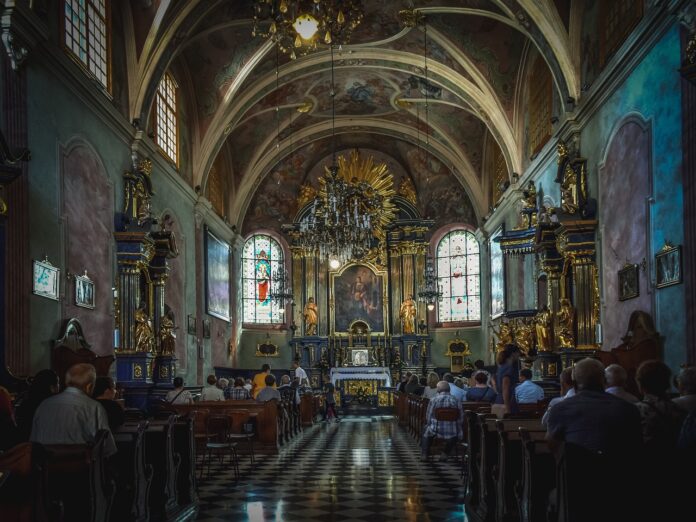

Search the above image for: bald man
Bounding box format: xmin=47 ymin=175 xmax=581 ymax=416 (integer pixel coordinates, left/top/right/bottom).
xmin=420 ymin=381 xmax=464 ymax=461
xmin=31 ymin=363 xmax=116 ymax=456
xmin=546 ymin=358 xmax=641 ymax=455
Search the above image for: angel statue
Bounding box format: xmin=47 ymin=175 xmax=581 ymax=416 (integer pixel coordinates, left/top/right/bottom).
xmin=514 ymin=319 xmax=535 ymax=356
xmin=535 ymin=306 xmax=554 ymax=351
xmin=134 ymin=307 xmax=155 ymax=353
xmin=491 ymin=322 xmax=514 ymax=353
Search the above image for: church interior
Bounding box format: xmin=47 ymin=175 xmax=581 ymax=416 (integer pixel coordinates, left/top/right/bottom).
xmin=1 ymin=0 xmax=695 ymax=521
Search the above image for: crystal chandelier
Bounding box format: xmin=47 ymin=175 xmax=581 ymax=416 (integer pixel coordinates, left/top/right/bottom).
xmin=252 ymin=0 xmax=364 ymax=59
xmin=418 ymin=256 xmax=443 ymax=311
xmin=269 ymin=265 xmax=293 ymax=312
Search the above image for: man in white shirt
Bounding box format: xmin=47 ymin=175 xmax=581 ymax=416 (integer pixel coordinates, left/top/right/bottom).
xmin=31 ymin=363 xmax=117 ymax=457
xmin=514 ymin=369 xmax=545 ymax=404
xmin=200 ymin=374 xmax=225 ymax=401
xmin=604 ymin=364 xmax=639 ymax=403
xmin=292 ymin=360 xmax=308 ymax=385
xmin=542 ymin=367 xmax=575 ymax=425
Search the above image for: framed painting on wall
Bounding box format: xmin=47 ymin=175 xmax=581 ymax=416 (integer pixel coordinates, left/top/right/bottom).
xmin=656 ymin=244 xmax=682 ymax=288
xmin=618 ymin=263 xmax=639 ymax=301
xmin=490 ymin=226 xmax=505 ymax=318
xmin=330 ymin=263 xmax=387 ymax=334
xmin=33 ymin=258 xmax=60 ymax=301
xmin=75 ymin=272 xmax=95 ymax=309
xmin=205 ymin=227 xmax=231 ymax=321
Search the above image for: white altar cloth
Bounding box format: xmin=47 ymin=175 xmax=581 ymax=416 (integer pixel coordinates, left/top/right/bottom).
xmin=330 ymin=367 xmax=392 ymax=387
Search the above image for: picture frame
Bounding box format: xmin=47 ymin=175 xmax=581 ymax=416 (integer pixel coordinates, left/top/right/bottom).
xmin=256 ymin=341 xmax=279 ymax=357
xmin=187 ymin=315 xmax=197 ymax=335
xmin=618 ymin=263 xmax=639 ymax=301
xmin=204 ymin=227 xmax=231 ymax=321
xmin=202 ymin=318 xmax=211 ymax=339
xmin=75 ymin=272 xmax=95 ymax=309
xmin=33 ymin=258 xmax=60 ymax=301
xmin=351 ymin=348 xmax=368 ymax=366
xmin=656 ymin=244 xmax=682 ymax=288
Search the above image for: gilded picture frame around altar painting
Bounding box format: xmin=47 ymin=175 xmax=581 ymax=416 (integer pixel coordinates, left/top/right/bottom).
xmin=33 ymin=258 xmax=60 ymax=301
xmin=618 ymin=263 xmax=639 ymax=301
xmin=655 ymin=244 xmax=682 ymax=288
xmin=329 ymin=262 xmax=389 ymax=335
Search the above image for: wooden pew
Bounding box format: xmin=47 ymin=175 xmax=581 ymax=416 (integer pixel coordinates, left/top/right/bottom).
xmin=494 ymin=419 xmax=545 ymax=522
xmin=0 ymin=442 xmax=37 ymax=522
xmin=112 ymin=421 xmax=152 ymax=522
xmin=171 ymin=399 xmax=280 ymax=453
xmin=170 ymin=414 xmax=198 ymax=511
xmin=140 ymin=416 xmax=180 ymax=520
xmin=299 ymin=393 xmax=321 ymax=426
xmin=518 ymin=428 xmax=555 ymax=522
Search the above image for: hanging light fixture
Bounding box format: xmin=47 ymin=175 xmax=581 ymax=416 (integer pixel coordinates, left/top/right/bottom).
xmin=252 ymin=0 xmax=364 ymax=59
xmin=418 ymin=256 xmax=443 ymax=311
xmin=269 ymin=265 xmax=293 ymax=311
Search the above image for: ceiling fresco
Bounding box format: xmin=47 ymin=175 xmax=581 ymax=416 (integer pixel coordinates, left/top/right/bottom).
xmin=131 ymin=0 xmax=581 ymax=230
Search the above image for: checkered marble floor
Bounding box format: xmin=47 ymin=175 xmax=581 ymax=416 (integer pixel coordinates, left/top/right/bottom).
xmin=196 ymin=416 xmax=468 ymax=522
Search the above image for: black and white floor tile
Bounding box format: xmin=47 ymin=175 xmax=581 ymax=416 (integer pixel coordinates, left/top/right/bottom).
xmin=196 ymin=416 xmax=468 ymax=522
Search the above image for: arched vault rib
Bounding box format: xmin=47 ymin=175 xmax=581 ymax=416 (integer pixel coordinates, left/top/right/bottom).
xmin=198 ymin=49 xmax=521 ymax=190
xmin=232 ymin=118 xmax=487 ymax=230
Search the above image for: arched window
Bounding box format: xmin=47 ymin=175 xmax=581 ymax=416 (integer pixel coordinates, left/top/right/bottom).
xmin=436 ymin=230 xmax=481 ymax=322
xmin=242 ymin=234 xmax=284 ymax=324
xmin=154 ymin=72 xmax=178 ymax=163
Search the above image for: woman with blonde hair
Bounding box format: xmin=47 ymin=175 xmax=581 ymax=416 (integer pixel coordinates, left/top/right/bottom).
xmin=422 ymin=372 xmax=439 ymax=399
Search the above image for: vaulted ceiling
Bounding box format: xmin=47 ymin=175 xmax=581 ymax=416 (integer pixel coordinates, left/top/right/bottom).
xmin=123 ymin=0 xmax=579 ymax=232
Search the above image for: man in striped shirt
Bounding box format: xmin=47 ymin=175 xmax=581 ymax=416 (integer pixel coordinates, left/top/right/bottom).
xmin=420 ymin=381 xmax=463 ymax=461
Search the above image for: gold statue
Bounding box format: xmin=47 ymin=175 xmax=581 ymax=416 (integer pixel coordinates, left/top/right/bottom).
xmin=535 ymin=306 xmax=554 ymax=351
xmin=523 ymin=181 xmax=537 ymax=210
xmin=303 ymin=297 xmax=318 ymax=336
xmin=556 ymin=298 xmax=575 ymax=348
xmin=159 ymin=314 xmax=176 ymax=355
xmin=397 ymin=177 xmax=417 ymax=205
xmin=134 ymin=307 xmax=155 ymax=353
xmin=514 ymin=319 xmax=535 ymax=356
xmin=399 ymin=294 xmax=417 ymax=334
xmin=492 ymin=322 xmax=513 ymax=353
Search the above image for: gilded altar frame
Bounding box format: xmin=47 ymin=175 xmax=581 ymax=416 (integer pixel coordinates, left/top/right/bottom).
xmin=329 ymin=261 xmax=390 ymax=336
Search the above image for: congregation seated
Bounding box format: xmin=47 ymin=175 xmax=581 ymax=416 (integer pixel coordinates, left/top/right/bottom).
xmin=514 ymin=369 xmax=545 ymax=404
xmin=464 ymin=371 xmax=497 ymax=403
xmin=244 ymin=378 xmax=253 ymax=392
xmin=14 ymin=368 xmax=59 ymax=441
xmin=226 ymin=377 xmax=251 ymax=400
xmin=397 ymin=371 xmax=412 ymax=393
xmin=443 ymin=373 xmax=466 ymax=401
xmin=278 ymin=375 xmax=300 ymax=404
xmin=0 ymin=385 xmax=19 ymax=451
xmin=93 ymin=376 xmax=125 ymax=432
xmin=420 ymin=381 xmax=462 ymax=461
xmin=422 ymin=372 xmax=439 ymax=399
xmin=256 ymin=374 xmax=281 ymax=402
xmin=546 ymin=358 xmax=642 ymax=456
xmin=604 ymin=363 xmax=639 ymax=402
xmin=200 ymin=374 xmax=225 ymax=401
xmin=542 ymin=366 xmax=575 ymax=425
xmin=218 ymin=378 xmax=229 ymax=394
xmin=252 ymin=363 xmax=276 ymax=398
xmin=30 ymin=363 xmax=117 ymax=457
xmin=165 ymin=376 xmax=193 ymax=405
xmin=673 ymin=366 xmax=696 ymax=413
xmin=405 ymin=374 xmax=422 ymax=395
xmin=469 ymin=359 xmax=492 ymax=387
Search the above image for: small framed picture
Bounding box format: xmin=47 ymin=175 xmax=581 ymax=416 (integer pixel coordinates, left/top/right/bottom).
xmin=203 ymin=318 xmax=211 ymax=339
xmin=618 ymin=263 xmax=639 ymax=301
xmin=75 ymin=272 xmax=95 ymax=309
xmin=187 ymin=315 xmax=197 ymax=335
xmin=33 ymin=258 xmax=60 ymax=301
xmin=656 ymin=244 xmax=682 ymax=288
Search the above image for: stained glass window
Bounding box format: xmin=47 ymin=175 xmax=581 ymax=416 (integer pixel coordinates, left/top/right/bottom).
xmin=242 ymin=234 xmax=284 ymax=324
xmin=436 ymin=230 xmax=481 ymax=322
xmin=155 ymin=72 xmax=178 ymax=163
xmin=64 ymin=0 xmax=109 ymax=89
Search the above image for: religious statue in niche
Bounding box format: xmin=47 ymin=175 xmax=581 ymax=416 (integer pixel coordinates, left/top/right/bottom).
xmin=535 ymin=306 xmax=554 ymax=352
xmin=123 ymin=159 xmax=154 ymax=226
xmin=303 ymin=297 xmax=318 ymax=336
xmin=399 ymin=294 xmax=417 ymax=334
xmin=159 ymin=312 xmax=177 ymax=356
xmin=514 ymin=318 xmax=536 ymax=355
xmin=134 ymin=307 xmax=155 ymax=353
xmin=255 ymin=250 xmax=271 ymax=304
xmin=556 ymin=298 xmax=575 ymax=348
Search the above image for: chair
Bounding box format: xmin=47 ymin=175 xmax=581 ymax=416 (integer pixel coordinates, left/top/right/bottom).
xmin=426 ymin=407 xmax=461 ymax=460
xmin=226 ymin=410 xmax=255 ymax=464
xmin=201 ymin=415 xmax=239 ymax=481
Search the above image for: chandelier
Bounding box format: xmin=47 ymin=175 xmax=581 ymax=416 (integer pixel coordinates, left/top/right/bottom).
xmin=252 ymin=0 xmax=364 ymax=59
xmin=297 ymin=150 xmax=395 ymax=268
xmin=269 ymin=265 xmax=293 ymax=311
xmin=417 ymin=256 xmax=443 ymax=311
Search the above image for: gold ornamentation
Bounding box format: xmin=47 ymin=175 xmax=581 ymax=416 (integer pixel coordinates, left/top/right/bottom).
xmin=147 ymin=359 xmax=153 ymax=378
xmin=159 ymin=365 xmax=169 ymax=379
xmin=535 ymin=306 xmax=554 ymax=352
xmin=297 ymin=182 xmax=317 ymax=210
xmin=398 ymin=8 xmax=424 ymax=27
xmin=0 ymin=186 xmax=7 ymax=216
xmin=399 ymin=294 xmax=417 ymax=334
xmin=303 ymin=297 xmax=318 ymax=336
xmin=133 ymin=363 xmax=143 ymax=379
xmin=394 ymin=96 xmax=413 ymax=109
xmin=514 ymin=318 xmax=535 ymax=355
xmin=397 ymin=177 xmax=417 ymax=205
xmin=159 ymin=314 xmax=176 ymax=355
xmin=686 ymin=33 xmax=696 ymax=65
xmin=123 ymin=159 xmax=154 ymax=226
xmin=556 ymin=298 xmax=575 ymax=348
xmin=296 ymin=100 xmax=314 ymax=113
xmin=134 ymin=307 xmax=156 ymax=353
xmin=491 ymin=322 xmax=513 ymax=353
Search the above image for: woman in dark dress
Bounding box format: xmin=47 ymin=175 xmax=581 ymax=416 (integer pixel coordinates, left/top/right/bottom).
xmin=93 ymin=376 xmax=125 ymax=432
xmin=14 ymin=369 xmax=60 ymax=441
xmin=493 ymin=344 xmax=521 ymax=418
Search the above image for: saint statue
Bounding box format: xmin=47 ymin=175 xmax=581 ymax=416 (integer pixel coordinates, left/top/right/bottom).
xmin=535 ymin=306 xmax=554 ymax=352
xmin=134 ymin=307 xmax=155 ymax=353
xmin=303 ymin=297 xmax=318 ymax=336
xmin=399 ymin=294 xmax=417 ymax=334
xmin=556 ymin=298 xmax=575 ymax=348
xmin=492 ymin=322 xmax=513 ymax=353
xmin=514 ymin=319 xmax=535 ymax=356
xmin=159 ymin=314 xmax=177 ymax=355
xmin=523 ymin=181 xmax=537 ymax=210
